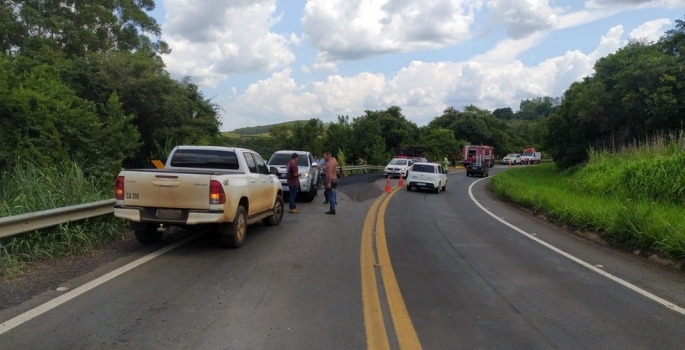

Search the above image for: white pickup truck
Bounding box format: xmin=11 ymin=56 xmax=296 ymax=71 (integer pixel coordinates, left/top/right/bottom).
xmin=114 ymin=146 xmax=284 ymax=248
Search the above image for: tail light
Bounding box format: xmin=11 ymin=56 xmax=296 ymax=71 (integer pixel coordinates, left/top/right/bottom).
xmin=115 ymin=176 xmax=125 ymax=200
xmin=209 ymin=180 xmax=226 ymax=204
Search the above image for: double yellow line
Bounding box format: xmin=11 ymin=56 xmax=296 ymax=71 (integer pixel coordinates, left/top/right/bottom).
xmin=360 ymin=186 xmax=423 ymax=350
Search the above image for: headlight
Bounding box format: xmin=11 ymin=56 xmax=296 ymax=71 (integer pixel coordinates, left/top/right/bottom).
xmin=300 ymin=173 xmax=309 ymax=178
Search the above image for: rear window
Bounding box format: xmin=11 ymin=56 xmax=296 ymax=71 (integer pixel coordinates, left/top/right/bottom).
xmin=268 ymin=153 xmax=309 ymax=166
xmin=412 ymin=164 xmax=436 ymax=173
xmin=169 ymin=149 xmax=239 ymax=169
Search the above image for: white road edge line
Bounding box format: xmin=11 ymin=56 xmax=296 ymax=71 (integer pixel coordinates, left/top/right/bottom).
xmin=468 ymin=177 xmax=685 ymax=316
xmin=0 ymin=234 xmax=200 ymax=335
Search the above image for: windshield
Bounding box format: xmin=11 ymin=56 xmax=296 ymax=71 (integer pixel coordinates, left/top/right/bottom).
xmin=268 ymin=153 xmax=309 ymax=166
xmin=389 ymin=159 xmax=408 ymax=166
xmin=411 ymin=164 xmax=436 ymax=173
xmin=169 ymin=149 xmax=239 ymax=169
xmin=523 ymin=151 xmax=534 ymax=156
xmin=506 ymin=154 xmax=518 ymax=157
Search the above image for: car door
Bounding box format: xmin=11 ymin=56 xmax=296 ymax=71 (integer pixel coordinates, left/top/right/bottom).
xmin=242 ymin=152 xmax=265 ymax=214
xmin=251 ymin=152 xmax=273 ymax=212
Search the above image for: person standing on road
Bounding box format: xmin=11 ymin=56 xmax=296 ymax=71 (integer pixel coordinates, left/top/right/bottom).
xmin=443 ymin=155 xmax=449 ymax=173
xmin=323 ymin=152 xmax=338 ymax=215
xmin=287 ymin=153 xmax=300 ymax=213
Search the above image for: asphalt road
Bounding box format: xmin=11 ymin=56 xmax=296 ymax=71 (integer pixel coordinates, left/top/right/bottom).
xmin=1 ymin=168 xmax=685 ymax=349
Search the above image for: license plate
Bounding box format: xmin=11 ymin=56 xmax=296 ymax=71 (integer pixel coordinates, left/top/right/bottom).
xmin=282 ymin=185 xmax=289 ymax=191
xmin=417 ymin=182 xmax=426 ymax=186
xmin=156 ymin=209 xmax=182 ymax=220
xmin=280 ymin=174 xmax=287 ymax=178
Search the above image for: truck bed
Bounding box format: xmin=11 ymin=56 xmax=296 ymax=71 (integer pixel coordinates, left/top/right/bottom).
xmin=123 ymin=168 xmax=245 ymax=175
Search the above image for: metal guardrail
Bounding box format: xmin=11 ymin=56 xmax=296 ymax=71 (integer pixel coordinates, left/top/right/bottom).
xmin=0 ymin=167 xmax=385 ymax=240
xmin=0 ymin=199 xmax=115 ymax=240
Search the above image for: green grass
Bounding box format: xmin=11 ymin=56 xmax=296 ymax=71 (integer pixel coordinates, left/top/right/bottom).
xmin=0 ymin=160 xmax=129 ymax=277
xmin=489 ymin=136 xmax=685 ymax=260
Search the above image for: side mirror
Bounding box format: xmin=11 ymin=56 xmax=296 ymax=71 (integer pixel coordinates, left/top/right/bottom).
xmin=270 ymin=167 xmax=279 ymax=175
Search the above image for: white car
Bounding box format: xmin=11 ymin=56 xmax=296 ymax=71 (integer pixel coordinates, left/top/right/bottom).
xmin=405 ymin=162 xmax=447 ymax=193
xmin=267 ymin=150 xmax=319 ymax=202
xmin=502 ymin=153 xmax=522 ymax=165
xmin=384 ymin=158 xmax=414 ymax=178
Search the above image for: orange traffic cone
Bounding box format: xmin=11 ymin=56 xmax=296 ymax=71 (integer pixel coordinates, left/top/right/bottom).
xmin=384 ymin=177 xmax=392 ymax=193
xmin=398 ymin=173 xmax=404 ymax=187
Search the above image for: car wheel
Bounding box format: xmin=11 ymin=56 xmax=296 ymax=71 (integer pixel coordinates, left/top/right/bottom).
xmin=303 ymin=185 xmax=317 ymax=202
xmin=220 ymin=205 xmax=247 ymax=249
xmin=406 ymin=185 xmax=412 ymax=191
xmin=262 ymin=194 xmax=284 ymax=226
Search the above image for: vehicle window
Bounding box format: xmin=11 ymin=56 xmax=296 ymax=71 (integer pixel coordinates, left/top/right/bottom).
xmin=389 ymin=159 xmax=408 ymax=165
xmin=523 ymin=151 xmax=534 ymax=156
xmin=243 ymin=153 xmax=257 ymax=173
xmin=169 ymin=149 xmax=240 ymax=169
xmin=412 ymin=164 xmax=436 ymax=173
xmin=268 ymin=153 xmax=309 ymax=166
xmin=252 ymin=153 xmax=269 ymax=174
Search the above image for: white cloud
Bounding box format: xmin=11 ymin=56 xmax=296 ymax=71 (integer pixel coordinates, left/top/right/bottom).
xmin=487 ymin=0 xmax=561 ymax=39
xmin=219 ymin=23 xmax=635 ymax=130
xmin=301 ymin=0 xmax=483 ymax=67
xmin=160 ymin=0 xmax=297 ymax=87
xmin=586 ymin=0 xmax=684 ymax=9
xmin=628 ymin=18 xmax=672 ymax=42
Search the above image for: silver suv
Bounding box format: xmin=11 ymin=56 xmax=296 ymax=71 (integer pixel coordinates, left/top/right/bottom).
xmin=267 ymin=150 xmax=320 ymax=202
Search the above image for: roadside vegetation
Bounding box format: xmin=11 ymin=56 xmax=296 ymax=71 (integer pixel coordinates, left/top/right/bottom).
xmin=0 ymin=160 xmax=128 ymax=276
xmin=491 ymin=16 xmax=685 ymax=262
xmin=490 ymin=138 xmax=685 ymax=260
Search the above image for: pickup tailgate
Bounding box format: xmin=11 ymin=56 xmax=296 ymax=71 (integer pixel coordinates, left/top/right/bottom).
xmin=123 ymin=171 xmax=211 ymax=210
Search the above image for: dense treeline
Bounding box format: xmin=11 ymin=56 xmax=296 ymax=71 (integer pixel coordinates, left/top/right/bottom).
xmin=0 ymin=0 xmax=222 ymax=182
xmin=225 ymin=103 xmax=551 ymax=165
xmin=542 ymin=16 xmax=685 ymax=169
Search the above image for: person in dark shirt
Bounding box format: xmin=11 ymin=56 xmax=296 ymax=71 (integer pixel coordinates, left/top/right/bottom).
xmin=287 ymin=153 xmax=301 ymax=213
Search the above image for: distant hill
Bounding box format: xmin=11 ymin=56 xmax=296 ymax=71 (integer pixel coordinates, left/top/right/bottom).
xmin=227 ymin=120 xmax=309 ymax=136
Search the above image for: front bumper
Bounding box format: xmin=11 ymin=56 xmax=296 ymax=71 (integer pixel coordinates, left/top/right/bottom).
xmin=384 ymin=169 xmax=407 ymax=177
xmin=279 ymin=177 xmax=313 ymax=193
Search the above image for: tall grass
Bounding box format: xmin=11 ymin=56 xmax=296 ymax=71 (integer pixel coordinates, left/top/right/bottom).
xmin=489 ymin=135 xmax=685 ymax=260
xmin=0 ymin=160 xmax=128 ymax=277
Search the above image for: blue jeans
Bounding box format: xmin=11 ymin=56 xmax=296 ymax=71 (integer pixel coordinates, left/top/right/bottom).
xmin=328 ymin=188 xmax=336 ymax=212
xmin=288 ymin=185 xmax=298 ymax=209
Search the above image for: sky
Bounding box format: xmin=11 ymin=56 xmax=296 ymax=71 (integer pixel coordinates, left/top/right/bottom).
xmin=146 ymin=0 xmax=685 ymax=132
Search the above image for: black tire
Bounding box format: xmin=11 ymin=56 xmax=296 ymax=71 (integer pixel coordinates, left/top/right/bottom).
xmin=303 ymin=186 xmax=317 ymax=202
xmin=134 ymin=225 xmax=162 ymax=244
xmin=442 ymin=183 xmax=447 ymax=191
xmin=406 ymin=185 xmax=412 ymax=191
xmin=262 ymin=195 xmax=284 ymax=226
xmin=220 ymin=206 xmax=247 ymax=249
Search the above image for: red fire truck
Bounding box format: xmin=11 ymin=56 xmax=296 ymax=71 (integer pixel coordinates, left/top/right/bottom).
xmin=461 ymin=144 xmax=495 ymax=168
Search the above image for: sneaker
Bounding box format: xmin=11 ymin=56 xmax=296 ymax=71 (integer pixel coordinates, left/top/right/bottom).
xmin=289 ymin=208 xmax=299 ymax=213
xmin=325 ymin=210 xmax=336 ymax=215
